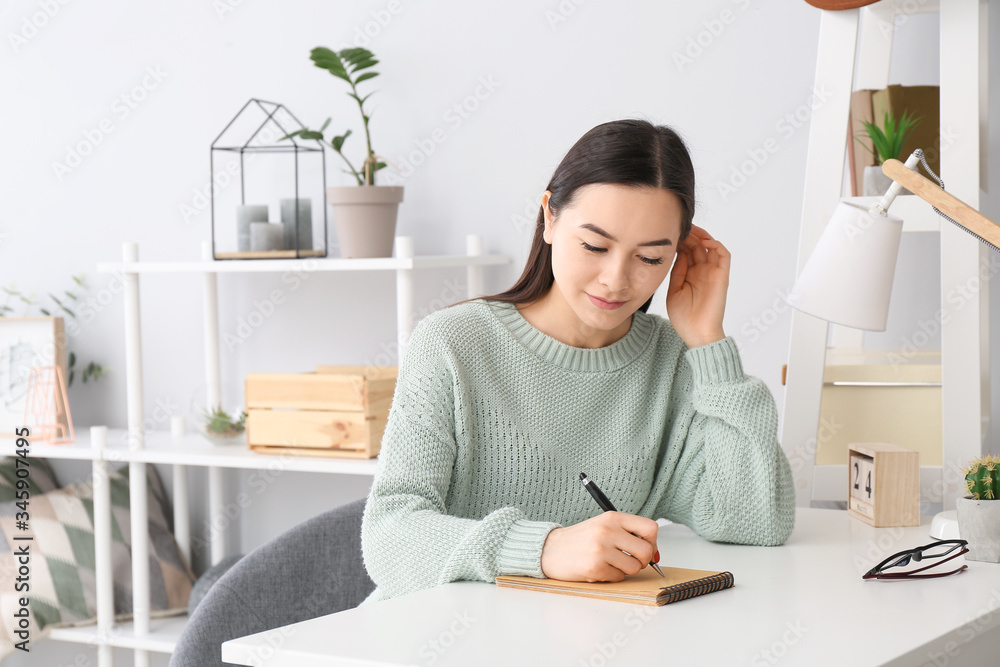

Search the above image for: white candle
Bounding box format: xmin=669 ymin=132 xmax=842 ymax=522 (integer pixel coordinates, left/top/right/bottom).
xmin=280 ymin=198 xmax=312 ymax=252
xmin=250 ymin=222 xmax=284 ymax=252
xmin=236 ymin=205 xmax=269 ymax=251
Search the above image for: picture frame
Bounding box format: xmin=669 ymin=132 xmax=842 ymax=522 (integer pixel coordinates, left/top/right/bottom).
xmin=0 ymin=317 xmax=67 ymax=437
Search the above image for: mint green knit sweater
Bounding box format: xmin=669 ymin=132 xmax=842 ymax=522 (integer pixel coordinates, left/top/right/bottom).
xmin=359 ymin=299 xmax=795 ymax=605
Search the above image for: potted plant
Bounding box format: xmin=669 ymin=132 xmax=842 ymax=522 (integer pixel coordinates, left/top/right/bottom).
xmin=199 ymin=405 xmax=247 ymax=446
xmin=286 ymin=46 xmax=403 ymax=258
xmin=955 ymin=453 xmax=1000 ymax=562
xmin=855 ymin=109 xmax=921 ymax=196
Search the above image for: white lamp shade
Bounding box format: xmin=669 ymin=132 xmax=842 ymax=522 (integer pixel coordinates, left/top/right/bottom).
xmin=786 ymin=201 xmax=903 ymax=331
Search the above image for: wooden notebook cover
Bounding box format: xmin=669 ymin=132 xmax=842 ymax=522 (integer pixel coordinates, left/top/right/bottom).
xmin=495 ymin=566 xmax=733 ymax=606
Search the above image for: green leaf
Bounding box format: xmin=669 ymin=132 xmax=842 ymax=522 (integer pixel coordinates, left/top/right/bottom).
xmin=279 ymin=129 xmax=304 ymax=141
xmin=69 ymin=351 xmax=76 ymax=366
xmin=375 ymin=162 xmax=387 ymax=171
xmin=64 ymin=290 xmax=77 ymax=301
xmin=311 ymin=47 xmax=350 ymax=83
xmin=299 ymin=130 xmax=325 ymax=141
xmin=320 ymin=117 xmax=331 ymax=132
xmin=331 ymin=129 xmax=352 ymax=152
xmin=351 ymin=59 xmax=379 ymax=73
xmin=354 ymin=71 xmax=379 ymax=85
xmin=39 ymin=308 xmax=50 ymax=316
xmin=60 ymin=306 xmax=76 ymax=318
xmin=339 ymin=47 xmax=374 ymax=66
xmin=68 ymin=370 xmax=75 ymax=387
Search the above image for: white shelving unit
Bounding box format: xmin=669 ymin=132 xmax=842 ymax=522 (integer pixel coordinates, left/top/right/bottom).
xmin=3 ymin=234 xmax=509 ymax=665
xmin=780 ymin=0 xmax=989 ymax=509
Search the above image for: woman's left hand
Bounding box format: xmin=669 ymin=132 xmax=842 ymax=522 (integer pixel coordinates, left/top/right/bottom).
xmin=665 ymin=224 xmax=730 ymax=348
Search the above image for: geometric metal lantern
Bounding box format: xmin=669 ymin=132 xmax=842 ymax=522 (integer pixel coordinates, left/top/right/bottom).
xmin=210 ymin=98 xmax=328 ymax=259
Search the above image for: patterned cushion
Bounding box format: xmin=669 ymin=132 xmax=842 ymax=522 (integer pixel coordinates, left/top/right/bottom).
xmin=0 ymin=461 xmax=195 ymax=658
xmin=0 ymin=457 xmax=60 ymax=503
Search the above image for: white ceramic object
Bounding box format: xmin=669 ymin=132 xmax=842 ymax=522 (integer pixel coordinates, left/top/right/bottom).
xmin=955 ymin=497 xmax=1000 ymax=562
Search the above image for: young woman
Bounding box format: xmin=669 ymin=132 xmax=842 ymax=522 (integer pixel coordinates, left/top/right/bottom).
xmin=359 ymin=119 xmax=795 ymax=605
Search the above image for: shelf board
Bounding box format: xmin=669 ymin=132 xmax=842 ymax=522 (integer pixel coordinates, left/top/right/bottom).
xmin=2 ymin=428 xmax=379 ymax=475
xmin=0 ymin=435 xmax=99 ymax=460
xmin=97 ymin=253 xmax=511 ymax=274
xmin=48 ymin=614 xmax=187 ymax=653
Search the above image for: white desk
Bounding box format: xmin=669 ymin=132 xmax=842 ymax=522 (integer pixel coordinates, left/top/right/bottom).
xmin=222 ymin=508 xmax=1000 ymax=667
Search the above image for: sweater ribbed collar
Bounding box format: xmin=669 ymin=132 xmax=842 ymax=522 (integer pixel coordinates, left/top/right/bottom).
xmin=485 ymin=299 xmax=654 ymax=372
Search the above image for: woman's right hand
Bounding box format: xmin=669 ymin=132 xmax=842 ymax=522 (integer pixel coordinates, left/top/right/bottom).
xmin=540 ymin=512 xmax=660 ymax=582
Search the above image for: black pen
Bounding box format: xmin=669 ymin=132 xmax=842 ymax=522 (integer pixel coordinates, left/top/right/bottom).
xmin=580 ymin=472 xmax=665 ymax=577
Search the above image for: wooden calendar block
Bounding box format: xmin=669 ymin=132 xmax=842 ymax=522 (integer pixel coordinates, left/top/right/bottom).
xmin=847 ymin=442 xmax=920 ymax=527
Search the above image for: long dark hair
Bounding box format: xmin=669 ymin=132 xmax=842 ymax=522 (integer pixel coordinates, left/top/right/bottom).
xmin=452 ymin=118 xmax=695 ymax=313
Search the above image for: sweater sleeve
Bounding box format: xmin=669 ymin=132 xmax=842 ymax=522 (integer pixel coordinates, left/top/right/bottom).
xmin=655 ymin=336 xmax=796 ymax=546
xmin=360 ymin=316 xmax=561 ymax=600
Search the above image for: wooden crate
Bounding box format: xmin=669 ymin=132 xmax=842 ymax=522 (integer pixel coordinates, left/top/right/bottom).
xmin=245 ymin=365 xmax=397 ymax=458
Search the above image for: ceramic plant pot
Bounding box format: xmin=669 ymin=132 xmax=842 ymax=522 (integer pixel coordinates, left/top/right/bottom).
xmin=955 ymin=497 xmax=1000 ymax=562
xmin=327 ymin=185 xmax=405 ymax=258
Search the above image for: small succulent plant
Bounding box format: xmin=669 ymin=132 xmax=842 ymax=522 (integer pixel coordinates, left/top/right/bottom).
xmin=963 ymin=454 xmax=1000 ymax=500
xmin=202 ymin=406 xmax=247 ymax=436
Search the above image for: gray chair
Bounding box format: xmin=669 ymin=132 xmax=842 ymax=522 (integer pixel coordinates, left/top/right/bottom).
xmin=169 ymin=498 xmax=375 ymax=667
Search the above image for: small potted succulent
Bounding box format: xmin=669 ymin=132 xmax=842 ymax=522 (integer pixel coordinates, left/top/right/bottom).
xmin=955 ymin=453 xmax=1000 ymax=562
xmin=856 ymin=109 xmax=921 ymax=196
xmin=286 ymin=46 xmax=403 ymax=258
xmin=199 ymin=405 xmax=247 ymax=446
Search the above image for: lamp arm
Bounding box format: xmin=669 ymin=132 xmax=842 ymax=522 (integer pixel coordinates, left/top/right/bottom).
xmin=882 ymin=157 xmax=1000 ymax=253
xmin=872 ymin=151 xmax=922 ymax=216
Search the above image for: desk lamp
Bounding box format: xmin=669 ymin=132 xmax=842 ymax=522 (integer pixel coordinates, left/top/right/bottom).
xmin=785 ymin=149 xmax=1000 ymax=538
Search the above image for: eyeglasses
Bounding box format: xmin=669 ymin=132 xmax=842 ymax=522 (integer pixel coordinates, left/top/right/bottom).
xmin=863 ymin=539 xmax=969 ymax=580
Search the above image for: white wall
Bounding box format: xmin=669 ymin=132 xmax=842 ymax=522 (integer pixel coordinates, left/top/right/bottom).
xmin=2 ymin=1 xmax=998 ymax=664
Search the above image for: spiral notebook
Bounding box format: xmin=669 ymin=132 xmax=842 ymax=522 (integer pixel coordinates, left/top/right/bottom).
xmin=494 ymin=566 xmax=734 ymax=606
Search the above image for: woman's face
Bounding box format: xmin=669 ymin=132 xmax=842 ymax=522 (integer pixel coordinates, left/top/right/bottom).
xmin=542 ymin=183 xmax=683 ymax=340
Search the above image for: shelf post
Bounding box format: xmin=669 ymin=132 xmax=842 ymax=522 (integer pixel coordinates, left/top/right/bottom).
xmin=171 ymin=416 xmax=191 ymax=564
xmin=202 ymin=240 xmax=228 ymax=566
xmin=939 ymin=0 xmax=989 ymax=510
xmin=779 ymin=9 xmax=860 ymax=507
xmin=395 ymin=236 xmax=415 ymax=361
xmin=466 ymin=234 xmax=484 ymax=299
xmin=91 ymin=426 xmax=114 ymax=667
xmin=122 ymin=242 xmax=151 ymax=667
